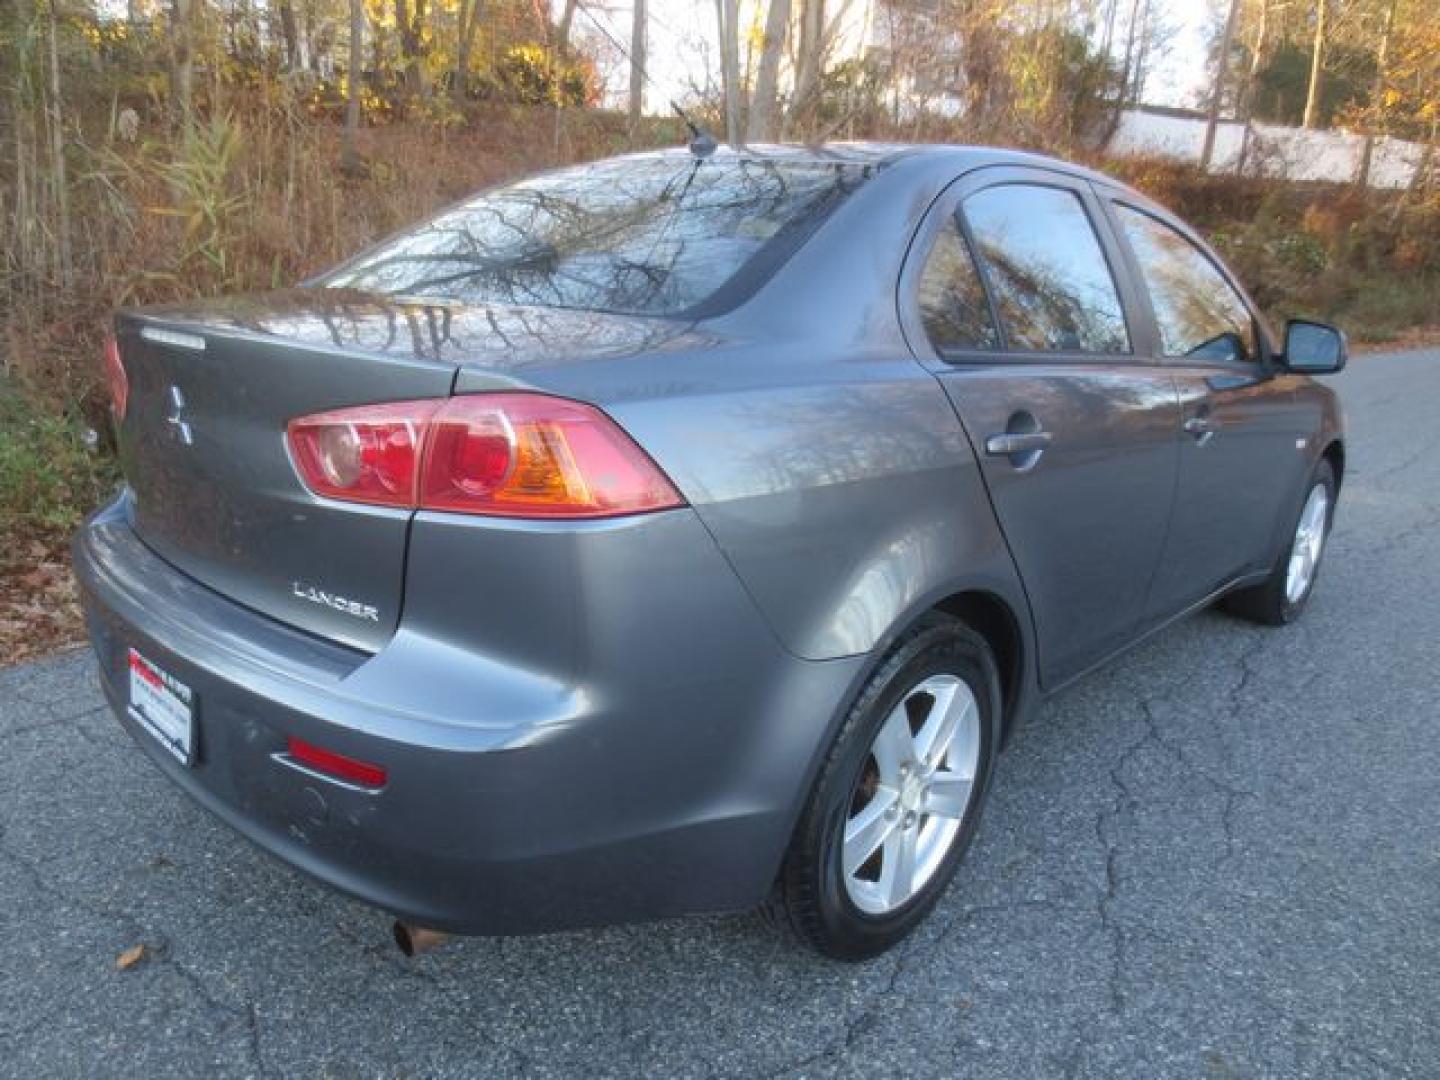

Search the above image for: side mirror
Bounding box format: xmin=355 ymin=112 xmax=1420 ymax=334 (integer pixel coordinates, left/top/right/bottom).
xmin=1282 ymin=319 xmax=1347 ymax=374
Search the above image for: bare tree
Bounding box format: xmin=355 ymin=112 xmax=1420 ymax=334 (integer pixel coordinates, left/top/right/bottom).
xmin=394 ymin=0 xmax=429 ymax=100
xmin=715 ymin=0 xmax=742 ymax=143
xmin=1235 ymin=0 xmax=1272 ymax=175
xmin=169 ymin=0 xmax=196 ymax=123
xmin=454 ymin=0 xmax=483 ymax=103
xmin=749 ymin=0 xmax=792 ymax=141
xmin=45 ymin=0 xmax=71 ymax=285
xmin=1302 ymin=0 xmax=1327 ymax=128
xmin=1113 ymin=0 xmax=1145 ymax=122
xmin=629 ymin=0 xmax=647 ymax=139
xmin=556 ymin=0 xmax=578 ymax=52
xmin=1201 ymin=0 xmax=1240 ymax=171
xmin=342 ymin=0 xmax=362 ymax=173
xmin=277 ymin=0 xmax=301 ymax=70
xmin=1356 ymin=0 xmax=1398 ymax=185
xmin=1131 ymin=0 xmax=1155 ymax=105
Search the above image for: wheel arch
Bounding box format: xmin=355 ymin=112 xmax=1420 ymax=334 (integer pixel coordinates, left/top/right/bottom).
xmin=932 ymin=589 xmax=1029 ymax=746
xmin=784 ymin=579 xmax=1036 ymax=843
xmin=1321 ymin=438 xmax=1345 ymax=491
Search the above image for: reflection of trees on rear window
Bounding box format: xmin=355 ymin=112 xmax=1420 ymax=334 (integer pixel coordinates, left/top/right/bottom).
xmin=323 ymin=158 xmax=869 ymax=316
xmin=962 ymin=185 xmax=1130 ymax=354
xmin=1117 ymin=205 xmax=1256 ymax=363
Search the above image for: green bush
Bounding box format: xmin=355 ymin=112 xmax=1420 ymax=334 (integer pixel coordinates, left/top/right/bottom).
xmin=0 ymin=382 xmax=117 ymax=535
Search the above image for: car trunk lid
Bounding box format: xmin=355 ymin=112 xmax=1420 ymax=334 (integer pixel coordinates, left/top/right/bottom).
xmin=114 ymin=292 xmax=460 ymax=651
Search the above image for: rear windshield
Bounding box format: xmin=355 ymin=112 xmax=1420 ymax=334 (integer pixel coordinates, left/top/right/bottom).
xmin=321 ymin=157 xmax=871 ymax=317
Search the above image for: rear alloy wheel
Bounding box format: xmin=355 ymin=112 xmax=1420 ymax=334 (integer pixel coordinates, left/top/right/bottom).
xmin=1225 ymin=459 xmax=1336 ymax=626
xmin=771 ymin=615 xmax=1000 ymax=960
xmin=843 ymin=674 xmax=981 ymax=916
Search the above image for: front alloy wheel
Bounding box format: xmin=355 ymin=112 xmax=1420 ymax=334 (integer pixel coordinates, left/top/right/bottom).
xmin=1224 ymin=458 xmax=1336 ymax=626
xmin=1285 ymin=482 xmax=1330 ymax=605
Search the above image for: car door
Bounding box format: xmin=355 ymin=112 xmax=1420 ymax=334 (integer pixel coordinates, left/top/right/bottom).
xmin=1101 ymin=195 xmax=1313 ymax=618
xmin=899 ymin=168 xmax=1181 ymax=688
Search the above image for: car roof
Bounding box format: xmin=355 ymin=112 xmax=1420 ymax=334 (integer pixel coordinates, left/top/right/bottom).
xmin=618 ymin=141 xmax=1121 ymax=186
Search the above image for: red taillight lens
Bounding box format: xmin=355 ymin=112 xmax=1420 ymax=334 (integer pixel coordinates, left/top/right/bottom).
xmin=103 ymin=335 xmax=128 ymax=421
xmin=287 ymin=393 xmax=683 ymax=519
xmin=287 ymin=736 xmax=388 ymax=788
xmin=287 ymin=401 xmax=442 ymax=507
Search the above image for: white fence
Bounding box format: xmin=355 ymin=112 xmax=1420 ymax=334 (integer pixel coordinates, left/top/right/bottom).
xmin=1106 ymin=109 xmax=1429 ymax=189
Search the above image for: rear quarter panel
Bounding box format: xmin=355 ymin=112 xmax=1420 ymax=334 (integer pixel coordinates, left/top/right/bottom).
xmin=513 ymin=342 xmax=1028 ymax=666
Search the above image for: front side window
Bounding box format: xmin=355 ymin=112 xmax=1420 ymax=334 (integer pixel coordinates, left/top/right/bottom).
xmin=1117 ymin=205 xmax=1257 ymax=363
xmin=961 ymin=185 xmax=1130 ymax=354
xmin=323 ymin=157 xmax=871 ymax=317
xmin=916 ymin=217 xmax=998 ymax=351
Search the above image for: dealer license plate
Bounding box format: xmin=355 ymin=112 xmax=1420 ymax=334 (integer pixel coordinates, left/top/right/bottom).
xmin=127 ymin=648 xmax=195 ymax=765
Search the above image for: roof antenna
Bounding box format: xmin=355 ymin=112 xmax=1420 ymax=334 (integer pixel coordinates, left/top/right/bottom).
xmin=672 ymin=101 xmax=718 ymax=159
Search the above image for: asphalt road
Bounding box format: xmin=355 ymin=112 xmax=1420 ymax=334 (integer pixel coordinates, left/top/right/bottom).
xmin=3 ymin=348 xmax=1438 ymax=1079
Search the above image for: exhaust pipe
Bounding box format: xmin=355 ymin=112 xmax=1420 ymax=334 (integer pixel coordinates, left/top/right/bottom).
xmin=393 ymin=920 xmax=449 ymax=956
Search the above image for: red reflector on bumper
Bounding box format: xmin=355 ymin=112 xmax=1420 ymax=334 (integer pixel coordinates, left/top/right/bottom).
xmin=287 ymin=736 xmax=388 ymax=788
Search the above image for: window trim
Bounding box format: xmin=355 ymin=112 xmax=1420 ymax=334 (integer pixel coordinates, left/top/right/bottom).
xmin=898 ymin=166 xmax=1152 ymax=367
xmin=1104 ymin=196 xmax=1275 ymax=369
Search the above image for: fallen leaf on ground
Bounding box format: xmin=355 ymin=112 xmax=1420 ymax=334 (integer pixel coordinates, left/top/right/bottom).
xmin=116 ymin=944 xmax=147 ymax=971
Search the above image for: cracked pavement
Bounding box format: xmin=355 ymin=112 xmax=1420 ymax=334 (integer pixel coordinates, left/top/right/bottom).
xmin=3 ymin=348 xmax=1438 ymax=1078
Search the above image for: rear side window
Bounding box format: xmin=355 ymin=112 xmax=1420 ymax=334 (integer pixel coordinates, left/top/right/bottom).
xmin=916 ymin=218 xmax=998 ymax=351
xmin=1117 ymin=205 xmax=1257 ymax=363
xmin=962 ymin=185 xmax=1130 ymax=354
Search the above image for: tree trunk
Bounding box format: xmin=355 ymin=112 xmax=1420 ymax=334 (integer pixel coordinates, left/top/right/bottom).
xmin=394 ymin=0 xmax=429 ymax=100
xmin=787 ymin=0 xmax=823 ymax=138
xmin=454 ymin=0 xmax=483 ymax=103
xmin=628 ymin=0 xmax=646 ymax=140
xmin=556 ymin=0 xmax=578 ymax=52
xmin=748 ymin=0 xmax=791 ymax=142
xmin=1100 ymin=0 xmax=1119 ymax=62
xmin=1112 ymin=0 xmax=1144 ymax=124
xmin=1200 ymin=0 xmax=1239 ymax=171
xmin=715 ymin=0 xmax=742 ymax=144
xmin=1302 ymin=0 xmax=1327 ymax=129
xmin=1236 ymin=0 xmax=1270 ymax=174
xmin=342 ymin=0 xmax=362 ymax=173
xmin=277 ymin=0 xmax=300 ymax=69
xmin=1356 ymin=0 xmax=1397 ymax=187
xmin=1131 ymin=0 xmax=1153 ymax=104
xmin=170 ymin=0 xmax=195 ymax=124
xmin=45 ymin=0 xmax=72 ymax=287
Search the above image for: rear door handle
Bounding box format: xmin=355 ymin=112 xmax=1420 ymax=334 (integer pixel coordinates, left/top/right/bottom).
xmin=1183 ymin=415 xmax=1216 ymax=445
xmin=985 ymin=431 xmax=1053 ymax=457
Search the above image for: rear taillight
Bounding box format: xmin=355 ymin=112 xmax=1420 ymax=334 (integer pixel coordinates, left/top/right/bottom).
xmin=286 ymin=393 xmax=684 ymax=519
xmin=103 ymin=335 xmax=128 ymax=421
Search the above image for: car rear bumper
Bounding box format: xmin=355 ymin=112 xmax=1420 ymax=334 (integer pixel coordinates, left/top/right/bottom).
xmin=75 ymin=492 xmax=865 ymax=934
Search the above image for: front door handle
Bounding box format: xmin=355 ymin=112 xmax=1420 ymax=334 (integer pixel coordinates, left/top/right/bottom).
xmin=985 ymin=431 xmax=1053 ymax=456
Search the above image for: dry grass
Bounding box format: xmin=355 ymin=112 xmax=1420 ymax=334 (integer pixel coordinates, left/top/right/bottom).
xmin=5 ymin=102 xmax=676 ymax=411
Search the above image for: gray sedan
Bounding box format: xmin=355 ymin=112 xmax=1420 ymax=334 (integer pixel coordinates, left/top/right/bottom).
xmin=75 ymin=143 xmax=1346 ymax=960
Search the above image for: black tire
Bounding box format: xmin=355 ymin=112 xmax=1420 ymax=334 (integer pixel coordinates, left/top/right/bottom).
xmin=769 ymin=614 xmax=1001 ymax=961
xmin=1223 ymin=459 xmax=1337 ymax=626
